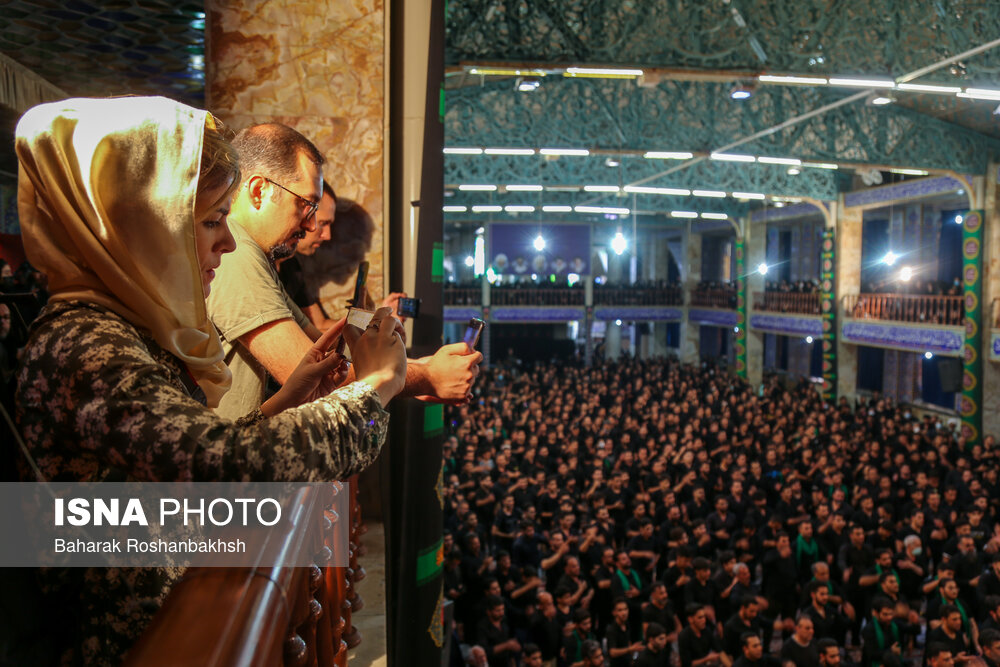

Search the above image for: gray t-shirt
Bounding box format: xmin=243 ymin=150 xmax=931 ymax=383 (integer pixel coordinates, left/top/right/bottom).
xmin=207 ymin=221 xmax=312 ymax=419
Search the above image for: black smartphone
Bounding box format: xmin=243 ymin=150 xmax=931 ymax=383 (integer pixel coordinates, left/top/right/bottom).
xmin=464 ymin=318 xmax=485 ymax=349
xmin=338 ymin=261 xmax=372 ymax=354
xmin=348 ymin=260 xmax=369 ymax=308
xmin=397 ymin=297 xmax=421 ymax=319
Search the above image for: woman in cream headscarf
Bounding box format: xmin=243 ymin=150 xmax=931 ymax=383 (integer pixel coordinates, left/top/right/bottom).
xmin=13 ymin=96 xmax=406 ymax=663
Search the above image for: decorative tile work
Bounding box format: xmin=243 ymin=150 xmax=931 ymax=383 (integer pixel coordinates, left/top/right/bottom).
xmin=990 ymin=333 xmax=1000 ymax=361
xmin=489 ymin=306 xmax=585 ymax=322
xmin=961 ymin=210 xmax=984 ymax=444
xmin=688 ymin=308 xmax=738 ymax=327
xmin=841 ymin=321 xmax=964 ymax=355
xmin=592 ymin=307 xmax=682 ymax=322
xmin=444 ymin=307 xmax=482 ymax=322
xmin=749 ymin=313 xmax=823 ymax=337
xmin=843 ymin=176 xmax=965 ymax=209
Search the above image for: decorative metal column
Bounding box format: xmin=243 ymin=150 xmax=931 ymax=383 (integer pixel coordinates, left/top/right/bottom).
xmin=820 ymin=229 xmax=837 ymax=403
xmin=961 ymin=210 xmax=984 ymax=446
xmin=734 ymin=237 xmax=748 ymax=380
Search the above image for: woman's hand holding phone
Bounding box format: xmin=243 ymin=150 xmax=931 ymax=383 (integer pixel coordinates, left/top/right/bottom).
xmin=344 ymin=307 xmax=407 ymax=407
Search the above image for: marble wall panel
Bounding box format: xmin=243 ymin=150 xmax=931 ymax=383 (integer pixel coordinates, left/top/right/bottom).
xmin=206 ymin=0 xmax=386 ymax=311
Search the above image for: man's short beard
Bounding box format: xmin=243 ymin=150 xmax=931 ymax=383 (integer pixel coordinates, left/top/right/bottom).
xmin=267 ymin=243 xmax=295 ymax=263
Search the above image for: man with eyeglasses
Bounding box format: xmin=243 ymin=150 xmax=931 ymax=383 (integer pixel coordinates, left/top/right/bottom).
xmin=208 ymin=123 xmax=481 ymax=420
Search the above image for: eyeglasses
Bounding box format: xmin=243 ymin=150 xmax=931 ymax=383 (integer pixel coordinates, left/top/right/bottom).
xmin=264 ymin=177 xmax=319 ymax=222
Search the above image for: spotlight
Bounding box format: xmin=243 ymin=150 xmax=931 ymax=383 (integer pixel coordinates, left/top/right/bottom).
xmin=615 ymin=319 xmax=622 ymax=326
xmin=881 ymin=251 xmax=898 ymax=266
xmin=924 ymin=351 xmax=934 ymax=360
xmin=867 ymin=93 xmax=895 ymax=106
xmin=734 ymin=327 xmax=740 ymax=333
xmin=515 ymin=76 xmax=540 ymax=92
xmin=465 ymin=256 xmax=475 ymax=267
xmin=805 ymin=336 xmax=814 ymax=344
xmin=611 ymin=231 xmax=627 ymax=256
xmin=730 ymin=82 xmax=754 ymax=100
xmin=533 ymin=234 xmax=546 ymax=251
xmin=899 ymin=265 xmax=913 ymax=282
xmin=787 ymin=167 xmax=801 ymax=175
xmin=955 ymin=214 xmax=964 ymax=225
xmin=605 ymin=157 xmax=621 ymax=167
xmin=757 ymin=262 xmax=769 ymax=275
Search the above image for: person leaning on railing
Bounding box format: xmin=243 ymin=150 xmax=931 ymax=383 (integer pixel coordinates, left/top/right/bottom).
xmin=12 ymin=96 xmax=407 ymax=665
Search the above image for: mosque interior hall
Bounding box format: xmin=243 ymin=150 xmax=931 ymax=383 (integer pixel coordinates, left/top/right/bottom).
xmin=3 ymin=1 xmax=1000 ymax=666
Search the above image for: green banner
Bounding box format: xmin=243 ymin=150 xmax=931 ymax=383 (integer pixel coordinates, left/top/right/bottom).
xmin=416 ymin=537 xmax=444 ymax=586
xmin=423 ymin=403 xmax=444 ymax=438
xmin=734 ymin=237 xmax=747 ymax=379
xmin=431 ymin=242 xmax=444 ymax=283
xmin=961 ymin=210 xmax=984 ymax=446
xmin=820 ymin=229 xmax=837 ymax=402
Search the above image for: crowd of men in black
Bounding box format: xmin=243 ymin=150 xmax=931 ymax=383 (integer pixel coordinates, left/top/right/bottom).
xmin=442 ymin=357 xmax=1000 ymax=667
xmin=764 ymin=281 xmax=821 ymax=294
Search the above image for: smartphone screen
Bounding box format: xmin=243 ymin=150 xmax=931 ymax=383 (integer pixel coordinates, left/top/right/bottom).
xmin=397 ymin=297 xmax=420 ymax=319
xmin=464 ymin=318 xmax=485 ymax=349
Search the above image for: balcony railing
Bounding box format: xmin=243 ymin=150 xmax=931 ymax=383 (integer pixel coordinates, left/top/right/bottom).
xmin=842 ymin=293 xmax=964 ymax=326
xmin=690 ymin=289 xmax=737 ymax=309
xmin=443 ymin=287 xmax=481 ymax=305
xmin=489 ymin=287 xmax=585 ymax=306
xmin=593 ymin=286 xmax=683 ymax=306
xmin=126 ymin=479 xmax=363 ymax=666
xmin=752 ymin=292 xmax=821 ymax=315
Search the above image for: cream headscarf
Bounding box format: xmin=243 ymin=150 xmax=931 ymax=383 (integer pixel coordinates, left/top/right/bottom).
xmin=15 ymin=96 xmax=232 ymax=406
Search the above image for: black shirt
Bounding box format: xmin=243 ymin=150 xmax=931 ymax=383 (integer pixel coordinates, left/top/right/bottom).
xmin=606 ymin=620 xmax=636 ymax=667
xmin=276 ymin=256 xmax=315 ymax=309
xmin=779 ymin=637 xmax=818 ymax=667
xmin=678 ymin=626 xmax=721 ymax=667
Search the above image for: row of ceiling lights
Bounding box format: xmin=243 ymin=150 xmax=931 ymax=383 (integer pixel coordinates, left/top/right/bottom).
xmin=443 ymin=203 xmax=735 ymax=219
xmin=465 ymin=65 xmax=1000 ymax=103
xmin=443 ymin=147 xmax=931 ymax=177
xmin=452 ymin=184 xmax=807 ymax=203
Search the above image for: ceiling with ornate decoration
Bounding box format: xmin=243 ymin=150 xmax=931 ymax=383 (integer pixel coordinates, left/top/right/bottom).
xmin=442 ymin=1 xmax=1000 ymax=224
xmin=0 ymin=1 xmax=998 ymax=224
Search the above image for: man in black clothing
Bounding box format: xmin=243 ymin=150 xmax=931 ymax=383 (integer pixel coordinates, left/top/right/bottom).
xmin=779 ymin=615 xmax=818 ymax=667
xmin=732 ymin=633 xmax=780 ymax=667
xmin=981 ymin=628 xmax=1000 ymax=667
xmin=634 ymin=623 xmax=671 ymax=667
xmin=611 ymin=551 xmax=644 ymax=620
xmin=723 ymin=596 xmax=764 ymax=661
xmin=803 ymin=580 xmax=847 ymax=645
xmin=562 ymin=609 xmax=596 ymax=667
xmin=925 ymin=605 xmax=971 ymax=663
xmin=924 ymin=643 xmax=956 ymax=667
xmin=861 ymin=597 xmax=902 ymax=667
xmin=762 ymin=533 xmax=798 ymax=623
xmin=982 ymin=596 xmax=1000 ymax=634
xmin=685 ymin=557 xmax=721 ymax=625
xmin=678 ymin=604 xmax=726 ymax=667
xmin=528 ymin=592 xmax=562 ymax=666
xmin=605 ymin=598 xmax=643 ymax=667
xmin=817 ymin=638 xmax=842 ymax=666
xmin=478 ymin=595 xmax=521 ymax=667
xmin=643 ymin=582 xmax=681 ymax=652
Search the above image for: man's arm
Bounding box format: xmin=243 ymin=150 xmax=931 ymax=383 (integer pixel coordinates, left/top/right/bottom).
xmin=241 ymin=318 xmax=315 ymax=384
xmin=304 ymin=303 xmax=337 ymax=333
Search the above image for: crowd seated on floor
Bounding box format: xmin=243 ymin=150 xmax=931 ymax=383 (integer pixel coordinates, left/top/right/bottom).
xmin=443 ymin=356 xmax=1000 ymax=667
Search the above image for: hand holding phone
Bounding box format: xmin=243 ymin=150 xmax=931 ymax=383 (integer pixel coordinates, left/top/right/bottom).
xmin=464 ymin=318 xmax=485 ymax=351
